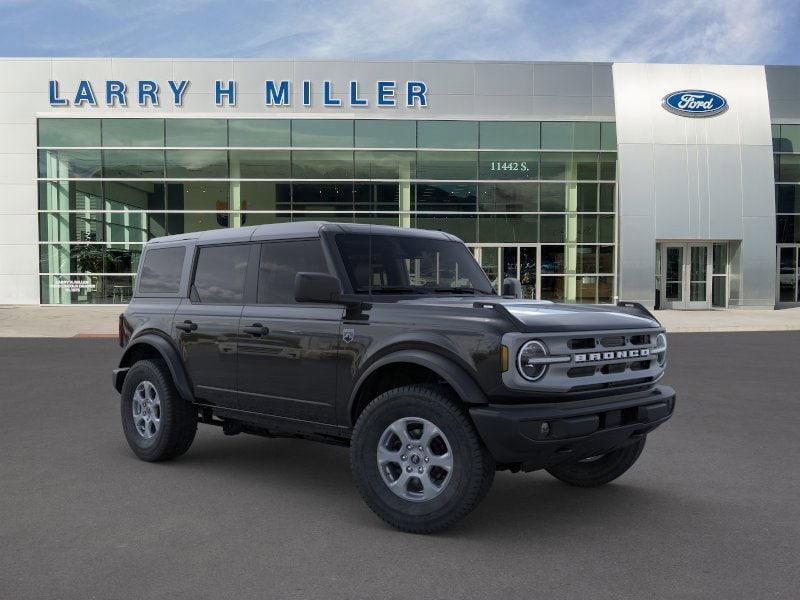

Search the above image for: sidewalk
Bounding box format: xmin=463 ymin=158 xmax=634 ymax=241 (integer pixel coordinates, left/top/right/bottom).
xmin=1 ymin=304 xmax=800 ymax=337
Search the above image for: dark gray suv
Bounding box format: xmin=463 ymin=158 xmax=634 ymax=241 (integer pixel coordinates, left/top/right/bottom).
xmin=114 ymin=222 xmax=675 ymax=533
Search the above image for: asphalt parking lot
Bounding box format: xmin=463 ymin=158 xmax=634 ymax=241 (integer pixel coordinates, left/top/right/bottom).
xmin=1 ymin=332 xmax=798 ymax=599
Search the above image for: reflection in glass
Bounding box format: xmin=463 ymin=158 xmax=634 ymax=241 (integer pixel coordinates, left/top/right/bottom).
xmin=416 ymin=151 xmax=477 ymax=180
xmin=292 ymin=119 xmax=353 ymax=147
xmin=479 ymin=122 xmax=540 ymax=149
xmin=39 ymin=119 xmax=101 ymax=147
xmin=354 ymin=151 xmax=415 ymax=179
xmin=165 ymin=119 xmax=227 ymax=147
xmin=477 ymin=214 xmax=538 ymax=243
xmin=479 ymin=183 xmax=538 ymax=212
xmin=166 ymin=150 xmax=228 ymax=178
xmin=103 ymin=149 xmax=165 ymax=178
xmin=417 ymin=121 xmax=478 ymax=149
xmin=229 ymin=120 xmax=290 ymax=147
xmin=355 ymin=120 xmax=416 ymax=148
xmin=292 ymin=150 xmax=353 ymax=179
xmin=38 ymin=149 xmax=102 ymax=178
xmin=103 ymin=119 xmax=164 ymax=147
xmin=415 ymin=183 xmax=477 ymax=212
xmin=229 ymin=150 xmax=290 ymax=179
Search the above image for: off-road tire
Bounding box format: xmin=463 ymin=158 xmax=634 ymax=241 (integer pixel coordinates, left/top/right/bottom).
xmin=350 ymin=384 xmax=495 ymax=534
xmin=120 ymin=359 xmax=197 ymax=462
xmin=545 ymin=436 xmax=646 ymax=487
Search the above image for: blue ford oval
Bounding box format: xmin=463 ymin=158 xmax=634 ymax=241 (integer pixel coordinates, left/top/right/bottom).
xmin=662 ymin=90 xmax=728 ymax=117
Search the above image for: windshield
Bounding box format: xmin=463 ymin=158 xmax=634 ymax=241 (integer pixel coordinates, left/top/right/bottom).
xmin=335 ymin=233 xmax=494 ymax=295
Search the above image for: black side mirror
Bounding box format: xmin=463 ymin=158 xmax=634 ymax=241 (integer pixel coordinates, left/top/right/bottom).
xmin=294 ymin=272 xmax=343 ymax=304
xmin=501 ymin=277 xmax=522 ymax=299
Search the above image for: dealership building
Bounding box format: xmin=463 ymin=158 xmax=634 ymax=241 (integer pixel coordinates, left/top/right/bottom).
xmin=0 ymin=58 xmax=799 ymax=309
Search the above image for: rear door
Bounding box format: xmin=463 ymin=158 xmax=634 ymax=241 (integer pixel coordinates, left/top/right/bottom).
xmin=236 ymin=238 xmax=343 ymax=424
xmin=173 ymin=242 xmax=255 ymax=408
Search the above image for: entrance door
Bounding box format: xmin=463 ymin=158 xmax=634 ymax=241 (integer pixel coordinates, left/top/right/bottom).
xmin=777 ymin=245 xmax=799 ymax=304
xmin=660 ymin=243 xmax=712 ymax=309
xmin=472 ymin=245 xmax=539 ymax=299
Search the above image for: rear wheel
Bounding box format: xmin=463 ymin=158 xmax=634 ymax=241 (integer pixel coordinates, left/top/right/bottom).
xmin=350 ymin=384 xmax=494 ymax=534
xmin=545 ymin=437 xmax=646 ymax=487
xmin=120 ymin=359 xmax=197 ymax=462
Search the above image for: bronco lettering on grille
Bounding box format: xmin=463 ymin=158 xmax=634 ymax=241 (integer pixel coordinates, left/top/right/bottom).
xmin=574 ymin=348 xmax=650 ymax=363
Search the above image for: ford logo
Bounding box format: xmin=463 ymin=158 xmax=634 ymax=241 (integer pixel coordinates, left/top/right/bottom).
xmin=662 ymin=90 xmax=728 ymax=117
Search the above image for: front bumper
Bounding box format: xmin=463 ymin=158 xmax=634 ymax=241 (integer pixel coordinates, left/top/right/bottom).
xmin=469 ymin=385 xmax=676 ymax=471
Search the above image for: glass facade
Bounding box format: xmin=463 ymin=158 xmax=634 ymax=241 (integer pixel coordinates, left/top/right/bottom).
xmin=37 ymin=118 xmax=617 ymax=304
xmin=774 ymin=124 xmax=800 ymax=303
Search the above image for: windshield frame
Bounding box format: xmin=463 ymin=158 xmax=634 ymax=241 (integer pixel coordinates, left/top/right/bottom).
xmin=329 ymin=230 xmax=495 ymax=297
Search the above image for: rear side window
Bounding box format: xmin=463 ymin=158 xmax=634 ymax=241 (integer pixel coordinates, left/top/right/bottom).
xmin=138 ymin=246 xmax=185 ymax=294
xmin=192 ymin=244 xmax=250 ymax=304
xmin=258 ymin=239 xmax=328 ymax=304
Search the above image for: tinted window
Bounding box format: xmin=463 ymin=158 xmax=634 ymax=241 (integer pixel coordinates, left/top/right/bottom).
xmin=335 ymin=233 xmax=492 ymax=294
xmin=102 ymin=119 xmax=164 ymax=147
xmin=257 ymin=240 xmax=328 ymax=304
xmin=138 ymin=246 xmax=185 ymax=294
xmin=39 ymin=119 xmax=100 ymax=147
xmin=193 ymin=244 xmax=250 ymax=303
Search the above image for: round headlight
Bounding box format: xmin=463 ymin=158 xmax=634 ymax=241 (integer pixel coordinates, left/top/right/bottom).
xmin=517 ymin=340 xmax=549 ymax=381
xmin=655 ymin=333 xmax=667 ymax=366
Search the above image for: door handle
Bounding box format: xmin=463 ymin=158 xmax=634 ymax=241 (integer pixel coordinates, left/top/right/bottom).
xmin=242 ymin=323 xmax=269 ymax=336
xmin=176 ymin=320 xmax=198 ymax=332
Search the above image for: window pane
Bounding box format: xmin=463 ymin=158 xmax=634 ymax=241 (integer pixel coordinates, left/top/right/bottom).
xmin=229 ymin=119 xmax=290 ymax=147
xmin=139 ymin=246 xmax=185 ymax=293
xmin=713 ymin=243 xmax=727 ymax=274
xmin=166 ymin=119 xmax=227 ymax=147
xmin=291 ymin=119 xmax=353 ymax=147
xmin=575 ymin=152 xmax=599 ymax=180
xmin=599 ymin=153 xmax=616 ymax=180
xmin=478 ymin=182 xmax=538 ymax=212
xmin=416 ymin=151 xmax=477 ymax=179
xmin=574 ymin=122 xmax=601 ymax=150
xmin=600 ymin=123 xmax=617 ymax=151
xmin=780 ymin=125 xmax=800 ymax=153
xmin=103 ymin=150 xmax=164 ymax=178
xmin=193 ymin=244 xmax=249 ymax=303
xmin=576 ymin=276 xmax=598 ymax=302
xmin=778 ymin=155 xmax=800 ymax=182
xmin=229 ymin=150 xmax=290 ymax=178
xmin=292 ymin=150 xmax=353 ymax=179
xmin=540 ymin=152 xmax=570 ymax=180
xmin=41 ymin=274 xmax=135 ymax=305
xmin=598 ymin=276 xmax=613 ymax=303
xmin=539 ymin=183 xmax=566 ymax=212
xmin=166 ymin=150 xmax=228 ymax=178
xmin=776 ymin=185 xmax=800 ymax=213
xmin=239 ymin=181 xmax=291 ymax=211
xmin=166 ymin=182 xmax=229 ymax=232
xmin=541 ymin=122 xmax=573 ymax=150
xmin=776 ymin=215 xmax=799 ymax=243
xmin=39 ymin=119 xmax=100 ymax=147
xmin=38 ymin=149 xmax=102 ymax=178
xmin=38 ymin=211 xmax=160 ymax=243
xmin=104 ymin=182 xmax=166 ymax=211
xmin=355 ymin=120 xmax=416 ymax=148
xmin=577 ymin=245 xmax=597 ymax=273
xmin=599 ymin=183 xmax=615 ymax=212
xmin=39 ymin=180 xmax=104 ymax=210
xmin=257 ymin=239 xmax=328 ymax=304
xmin=477 ymin=214 xmax=538 ymax=242
xmin=540 ymin=276 xmax=564 ymax=301
xmin=577 ymin=214 xmax=598 ymax=242
xmin=354 ymin=151 xmax=415 ymax=179
xmin=292 ymin=183 xmax=354 ymax=211
xmin=479 ymin=152 xmax=539 ymax=179
xmin=39 ymin=243 xmax=142 ymax=274
xmin=417 ymin=121 xmax=478 ymax=149
xmin=415 ymin=183 xmax=477 ymax=212
xmin=413 ymin=214 xmax=477 ymax=242
xmin=541 ymin=245 xmax=565 ymax=273
xmin=598 ymin=215 xmax=615 ymax=242
xmin=102 ymin=119 xmax=164 ymax=147
xmin=598 ymin=245 xmax=614 ymax=273
xmin=577 ymin=183 xmax=598 ymax=212
xmin=354 ymin=183 xmax=402 ymax=211
xmin=540 ymin=215 xmax=566 ymax=243
xmin=479 ymin=122 xmax=540 ymax=149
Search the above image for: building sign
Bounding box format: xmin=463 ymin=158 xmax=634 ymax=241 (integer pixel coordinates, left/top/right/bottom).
xmin=48 ymin=79 xmax=428 ymax=108
xmin=662 ymin=90 xmax=728 ymax=117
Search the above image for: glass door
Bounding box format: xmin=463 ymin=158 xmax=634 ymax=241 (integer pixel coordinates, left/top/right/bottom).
xmin=777 ymin=245 xmax=799 ymax=303
xmin=472 ymin=245 xmax=539 ymax=299
xmin=659 ymin=242 xmax=712 ymax=309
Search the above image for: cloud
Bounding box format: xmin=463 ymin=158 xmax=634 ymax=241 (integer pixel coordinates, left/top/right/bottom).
xmin=0 ymin=0 xmax=796 ymax=65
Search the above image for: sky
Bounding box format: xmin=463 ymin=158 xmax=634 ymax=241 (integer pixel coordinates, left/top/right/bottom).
xmin=0 ymin=0 xmax=798 ymax=65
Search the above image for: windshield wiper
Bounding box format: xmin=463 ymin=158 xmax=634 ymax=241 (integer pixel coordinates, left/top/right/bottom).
xmin=433 ymin=286 xmax=485 ymax=294
xmin=355 ymin=286 xmax=425 ymax=294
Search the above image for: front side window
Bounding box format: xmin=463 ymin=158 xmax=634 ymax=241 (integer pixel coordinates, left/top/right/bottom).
xmin=192 ymin=244 xmax=250 ymax=304
xmin=257 ymin=240 xmax=328 ymax=304
xmin=138 ymin=246 xmax=185 ymax=294
xmin=335 ymin=233 xmax=493 ymax=295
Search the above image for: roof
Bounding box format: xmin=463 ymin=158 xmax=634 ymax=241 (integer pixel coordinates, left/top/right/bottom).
xmin=146 ymin=221 xmax=459 ymax=245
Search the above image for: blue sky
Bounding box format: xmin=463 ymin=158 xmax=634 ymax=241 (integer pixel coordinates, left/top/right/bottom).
xmin=1 ymin=0 xmax=798 ymax=65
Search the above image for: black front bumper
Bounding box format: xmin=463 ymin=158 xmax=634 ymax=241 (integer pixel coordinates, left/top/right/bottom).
xmin=470 ymin=385 xmax=676 ymax=470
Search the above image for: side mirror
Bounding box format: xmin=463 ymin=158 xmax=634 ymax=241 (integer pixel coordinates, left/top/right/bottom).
xmin=295 ymin=272 xmax=343 ymax=303
xmin=501 ymin=277 xmax=522 ymax=299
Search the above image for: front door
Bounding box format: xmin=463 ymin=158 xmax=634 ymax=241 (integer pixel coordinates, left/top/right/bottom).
xmin=660 ymin=243 xmax=712 ymax=309
xmin=236 ymin=239 xmax=342 ymax=424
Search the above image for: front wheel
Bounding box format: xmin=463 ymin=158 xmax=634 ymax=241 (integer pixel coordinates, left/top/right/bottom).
xmin=545 ymin=436 xmax=646 ymax=487
xmin=350 ymin=385 xmax=495 ymax=534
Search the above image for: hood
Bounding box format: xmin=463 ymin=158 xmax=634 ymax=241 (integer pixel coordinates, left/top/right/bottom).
xmin=397 ymin=296 xmax=661 ymax=333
